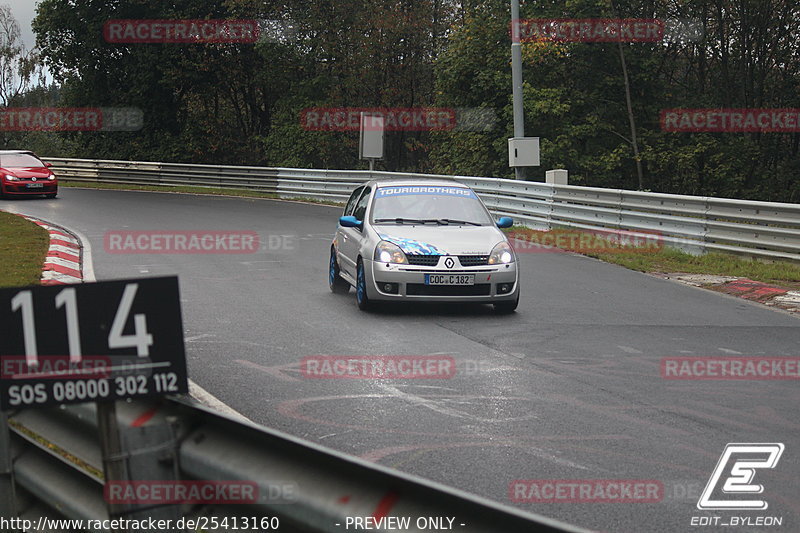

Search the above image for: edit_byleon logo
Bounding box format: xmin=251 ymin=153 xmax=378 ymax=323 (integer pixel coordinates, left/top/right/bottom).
xmin=697 ymin=443 xmax=784 ymax=511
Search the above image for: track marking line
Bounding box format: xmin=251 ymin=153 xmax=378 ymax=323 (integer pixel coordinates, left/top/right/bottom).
xmin=185 ymin=333 xmax=215 ymax=342
xmin=718 ymin=347 xmax=742 ymax=354
xmin=617 ymin=345 xmax=643 ymax=354
xmin=376 ymin=383 xmax=538 ymax=423
xmin=187 ymin=380 xmax=251 ymax=423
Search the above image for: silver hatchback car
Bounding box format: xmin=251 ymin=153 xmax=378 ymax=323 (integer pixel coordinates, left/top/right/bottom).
xmin=329 ymin=178 xmax=520 ymax=312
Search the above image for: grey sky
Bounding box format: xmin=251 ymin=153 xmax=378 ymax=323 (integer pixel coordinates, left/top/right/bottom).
xmin=5 ymin=0 xmax=39 ymax=50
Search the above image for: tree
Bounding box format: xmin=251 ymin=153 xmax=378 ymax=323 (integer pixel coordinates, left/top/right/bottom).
xmin=25 ymin=0 xmax=800 ymax=200
xmin=0 ymin=3 xmax=43 ymax=107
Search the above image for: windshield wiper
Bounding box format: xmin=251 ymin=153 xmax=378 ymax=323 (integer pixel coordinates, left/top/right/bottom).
xmin=374 ymin=218 xmax=439 ymax=225
xmin=373 ymin=217 xmax=481 ymax=226
xmin=435 ymin=219 xmax=482 ymax=226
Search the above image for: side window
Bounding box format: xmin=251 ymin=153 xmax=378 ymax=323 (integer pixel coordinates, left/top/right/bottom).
xmin=344 ymin=187 xmax=364 ymax=216
xmin=353 ymin=187 xmax=372 ymax=222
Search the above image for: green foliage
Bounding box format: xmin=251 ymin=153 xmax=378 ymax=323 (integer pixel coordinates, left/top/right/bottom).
xmin=15 ymin=0 xmax=799 ymax=201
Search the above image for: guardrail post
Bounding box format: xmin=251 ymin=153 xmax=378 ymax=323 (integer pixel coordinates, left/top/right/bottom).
xmin=0 ymin=412 xmax=19 ymax=530
xmin=701 ymin=196 xmax=711 ymax=254
xmin=545 ymin=183 xmax=556 ymax=230
xmin=98 ymin=401 xmax=184 ymax=532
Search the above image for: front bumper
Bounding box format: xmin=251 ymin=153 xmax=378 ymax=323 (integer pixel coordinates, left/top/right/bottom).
xmin=365 ymin=257 xmax=519 ymax=303
xmin=3 ymin=182 xmax=57 ymax=195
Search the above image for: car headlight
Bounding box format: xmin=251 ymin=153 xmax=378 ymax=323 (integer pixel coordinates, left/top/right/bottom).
xmin=374 ymin=240 xmax=408 ymax=264
xmin=4 ymin=175 xmax=19 ymax=181
xmin=488 ymin=241 xmax=514 ymax=264
xmin=47 ymin=175 xmax=55 ymax=180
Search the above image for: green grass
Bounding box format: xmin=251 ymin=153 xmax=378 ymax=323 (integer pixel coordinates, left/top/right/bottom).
xmin=60 ymin=180 xmax=344 ymax=206
xmin=507 ymin=227 xmax=800 ymax=288
xmin=0 ymin=211 xmax=50 ymax=288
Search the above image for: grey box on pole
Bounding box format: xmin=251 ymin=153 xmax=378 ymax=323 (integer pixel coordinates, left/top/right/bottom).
xmin=508 ymin=137 xmax=540 ymax=167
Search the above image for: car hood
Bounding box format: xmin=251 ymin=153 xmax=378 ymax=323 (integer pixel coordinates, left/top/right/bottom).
xmin=374 ymin=225 xmax=504 ymax=255
xmin=2 ymin=167 xmax=53 ymax=179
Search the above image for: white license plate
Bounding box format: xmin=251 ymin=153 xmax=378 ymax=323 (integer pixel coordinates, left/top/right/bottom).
xmin=26 ymin=183 xmax=44 ymax=188
xmin=425 ymin=274 xmax=474 ymax=286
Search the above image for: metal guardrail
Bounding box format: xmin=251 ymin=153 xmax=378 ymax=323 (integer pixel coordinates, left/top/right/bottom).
xmin=45 ymin=157 xmax=800 ymax=262
xmin=2 ymin=398 xmax=586 ymax=532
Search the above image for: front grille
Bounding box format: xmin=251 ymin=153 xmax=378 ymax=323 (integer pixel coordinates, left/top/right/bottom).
xmin=400 ymin=268 xmax=493 ymax=273
xmin=406 ymin=255 xmax=442 ymax=266
xmin=406 ymin=255 xmax=490 ymax=267
xmin=458 ymin=255 xmax=489 ymax=266
xmin=406 ymin=284 xmax=491 ymax=296
xmin=9 ymin=184 xmax=55 ymax=192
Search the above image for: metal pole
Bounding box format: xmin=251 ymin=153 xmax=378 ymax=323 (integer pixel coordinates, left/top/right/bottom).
xmin=511 ymin=0 xmax=526 ymax=180
xmin=97 ymin=402 xmax=127 ymax=533
xmin=0 ymin=412 xmax=20 ymax=531
xmin=98 ymin=400 xmax=184 ymax=532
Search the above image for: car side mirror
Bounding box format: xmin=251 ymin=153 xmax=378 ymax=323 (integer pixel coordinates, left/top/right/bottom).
xmin=44 ymin=162 xmax=53 ymax=168
xmin=339 ymin=216 xmax=363 ymax=229
xmin=496 ymin=217 xmax=513 ymax=229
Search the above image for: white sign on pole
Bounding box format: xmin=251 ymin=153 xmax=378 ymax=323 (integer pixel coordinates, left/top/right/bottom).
xmin=359 ymin=113 xmax=384 ymax=160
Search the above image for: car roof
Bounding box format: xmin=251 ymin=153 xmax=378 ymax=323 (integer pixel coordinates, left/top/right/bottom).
xmin=0 ymin=150 xmax=35 ymax=155
xmin=368 ymin=177 xmax=466 ymax=188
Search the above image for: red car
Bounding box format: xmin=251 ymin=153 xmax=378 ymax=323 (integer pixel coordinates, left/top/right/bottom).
xmin=0 ymin=150 xmax=58 ymax=199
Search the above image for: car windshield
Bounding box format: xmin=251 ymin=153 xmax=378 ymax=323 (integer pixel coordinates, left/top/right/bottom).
xmin=371 ymin=185 xmax=493 ymax=226
xmin=0 ymin=153 xmax=43 ymax=168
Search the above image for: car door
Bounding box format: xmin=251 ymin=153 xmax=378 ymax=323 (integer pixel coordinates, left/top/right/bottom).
xmin=335 ymin=185 xmax=362 ymax=253
xmin=336 ymin=186 xmax=363 ymax=276
xmin=338 ymin=186 xmax=371 ymax=278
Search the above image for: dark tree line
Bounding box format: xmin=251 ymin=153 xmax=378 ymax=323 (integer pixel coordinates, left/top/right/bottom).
xmin=2 ymin=0 xmax=797 ymax=201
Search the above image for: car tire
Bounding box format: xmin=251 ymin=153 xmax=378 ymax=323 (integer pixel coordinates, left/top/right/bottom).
xmin=356 ymin=258 xmax=374 ymax=311
xmin=493 ymin=292 xmax=519 ymax=314
xmin=46 ymin=193 xmax=57 ymax=199
xmin=329 ymin=247 xmax=350 ymax=294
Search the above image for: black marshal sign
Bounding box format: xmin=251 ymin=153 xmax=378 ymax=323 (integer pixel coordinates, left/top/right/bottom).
xmin=0 ymin=276 xmax=187 ymax=410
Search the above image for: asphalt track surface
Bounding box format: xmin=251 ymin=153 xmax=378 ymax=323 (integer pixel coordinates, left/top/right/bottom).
xmin=3 ymin=188 xmax=799 ymax=533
